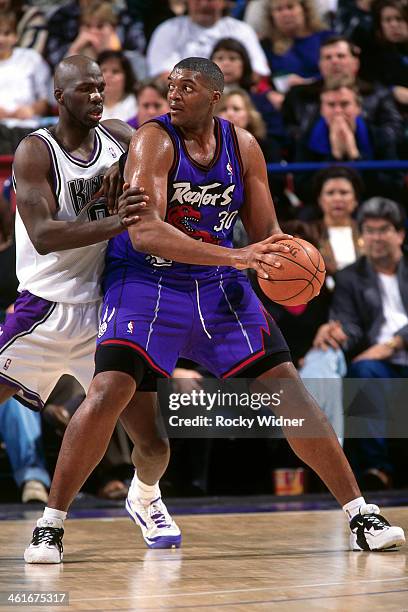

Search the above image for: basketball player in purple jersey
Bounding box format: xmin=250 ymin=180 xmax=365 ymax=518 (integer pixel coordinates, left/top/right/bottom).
xmin=26 ymin=57 xmax=404 ymax=562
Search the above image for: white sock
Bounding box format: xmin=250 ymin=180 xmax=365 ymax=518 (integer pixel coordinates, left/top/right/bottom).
xmin=343 ymin=496 xmax=366 ymax=521
xmin=43 ymin=507 xmax=67 ymax=523
xmin=132 ymin=471 xmax=160 ymax=506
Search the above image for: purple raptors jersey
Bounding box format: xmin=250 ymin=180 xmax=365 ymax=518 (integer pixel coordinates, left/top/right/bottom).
xmin=104 ymin=113 xmax=245 ymax=284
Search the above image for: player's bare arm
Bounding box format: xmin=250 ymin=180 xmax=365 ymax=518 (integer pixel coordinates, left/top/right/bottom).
xmin=14 ymin=136 xmax=143 ymax=255
xmin=124 ymin=123 xmax=290 ymax=277
xmin=236 ymin=127 xmax=282 ymax=242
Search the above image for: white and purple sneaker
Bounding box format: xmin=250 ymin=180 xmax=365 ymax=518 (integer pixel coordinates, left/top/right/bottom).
xmin=126 ymin=494 xmax=182 ymax=549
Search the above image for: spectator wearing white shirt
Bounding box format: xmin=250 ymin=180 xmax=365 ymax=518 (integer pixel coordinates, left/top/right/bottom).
xmin=146 ymin=0 xmax=270 ymax=80
xmin=0 ymin=11 xmax=50 ymax=125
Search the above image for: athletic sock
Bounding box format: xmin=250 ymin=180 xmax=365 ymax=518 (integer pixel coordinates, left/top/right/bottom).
xmin=42 ymin=507 xmax=67 ymax=523
xmin=131 ymin=471 xmax=160 ymax=506
xmin=343 ymin=496 xmax=366 ymax=521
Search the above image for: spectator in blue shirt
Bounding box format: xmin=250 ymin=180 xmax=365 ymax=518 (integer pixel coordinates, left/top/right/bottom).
xmin=261 ymin=0 xmax=333 ymax=92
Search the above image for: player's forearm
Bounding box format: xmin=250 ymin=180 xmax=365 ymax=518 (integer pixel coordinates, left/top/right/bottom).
xmin=129 ymin=220 xmax=239 ymax=267
xmin=32 ymin=215 xmax=123 ymax=255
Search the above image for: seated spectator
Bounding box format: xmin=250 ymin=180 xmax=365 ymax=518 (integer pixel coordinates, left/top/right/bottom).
xmin=361 ymin=0 xmax=408 ymax=90
xmin=98 ymin=50 xmax=138 ymax=122
xmin=245 ymin=0 xmax=336 ymax=38
xmin=261 ymin=0 xmax=333 ymax=94
xmin=66 ymin=2 xmax=122 ymax=60
xmin=296 ymin=80 xmax=399 ymax=162
xmin=320 ymin=197 xmax=408 ymax=488
xmin=210 ymin=38 xmax=289 ymax=147
xmin=306 ymin=166 xmax=364 ymax=275
xmin=146 ymin=0 xmax=270 ymax=80
xmin=296 ymin=167 xmax=364 ymax=440
xmin=128 ymin=80 xmax=169 ymax=129
xmin=216 ymin=87 xmax=280 ymax=161
xmin=0 ymin=397 xmax=50 ymax=503
xmin=266 ymin=168 xmax=362 ymax=356
xmin=44 ymin=0 xmax=145 ymax=70
xmin=283 ymin=35 xmax=402 ymax=154
xmin=363 ymin=0 xmax=408 ymax=146
xmin=295 ymin=79 xmax=403 ymax=201
xmin=0 ymin=0 xmax=47 ymax=53
xmin=211 ymin=38 xmax=254 ymax=91
xmin=0 ymin=11 xmax=51 ymax=125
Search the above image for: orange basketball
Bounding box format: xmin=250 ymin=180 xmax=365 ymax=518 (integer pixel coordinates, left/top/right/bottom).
xmin=258 ymin=238 xmax=326 ymax=306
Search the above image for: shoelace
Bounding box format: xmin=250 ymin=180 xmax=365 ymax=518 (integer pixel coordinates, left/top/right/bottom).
xmin=31 ymin=527 xmax=64 ymax=551
xmin=149 ymin=503 xmax=171 ymax=529
xmin=360 ymin=514 xmax=390 ymax=529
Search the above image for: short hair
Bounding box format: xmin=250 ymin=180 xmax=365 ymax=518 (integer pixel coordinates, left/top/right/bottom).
xmin=97 ymin=50 xmax=137 ymax=94
xmin=0 ymin=10 xmax=17 ymax=32
xmin=321 ymin=78 xmax=362 ymax=106
xmin=136 ymin=78 xmax=168 ymax=101
xmin=81 ymin=1 xmax=117 ymax=26
xmin=357 ymin=197 xmax=406 ymax=231
xmin=210 ymin=38 xmax=253 ymax=91
xmin=173 ymin=57 xmax=224 ymax=93
xmin=320 ymin=35 xmax=360 ymax=57
xmin=313 ymin=166 xmax=364 ymax=201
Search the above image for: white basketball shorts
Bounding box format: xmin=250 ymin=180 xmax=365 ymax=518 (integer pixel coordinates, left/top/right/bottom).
xmin=0 ymin=290 xmax=100 ymax=410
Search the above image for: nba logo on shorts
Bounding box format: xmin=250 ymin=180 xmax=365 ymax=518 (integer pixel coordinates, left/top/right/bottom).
xmin=3 ymin=359 xmax=11 ymax=371
xmin=127 ymin=321 xmax=134 ymax=334
xmin=109 ymin=147 xmax=117 ymax=159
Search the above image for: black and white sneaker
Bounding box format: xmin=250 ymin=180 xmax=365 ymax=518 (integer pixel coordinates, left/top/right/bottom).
xmin=24 ymin=518 xmax=64 ymax=563
xmin=349 ymin=504 xmax=405 ymax=551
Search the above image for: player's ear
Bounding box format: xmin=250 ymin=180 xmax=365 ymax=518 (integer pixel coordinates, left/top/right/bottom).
xmin=54 ymin=88 xmax=64 ymax=106
xmin=212 ymin=90 xmax=222 ymax=105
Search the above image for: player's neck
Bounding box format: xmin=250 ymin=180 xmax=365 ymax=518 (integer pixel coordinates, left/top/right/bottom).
xmin=177 ymin=117 xmax=215 ymax=147
xmin=52 ymin=120 xmax=95 ymax=154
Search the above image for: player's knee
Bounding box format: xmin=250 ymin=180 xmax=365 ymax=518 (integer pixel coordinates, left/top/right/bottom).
xmin=136 ymin=436 xmax=170 ymax=462
xmin=87 ymin=372 xmax=136 ymax=416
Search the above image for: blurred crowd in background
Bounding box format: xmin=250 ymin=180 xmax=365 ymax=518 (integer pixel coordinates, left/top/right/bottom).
xmin=1 ymin=0 xmax=408 ymax=504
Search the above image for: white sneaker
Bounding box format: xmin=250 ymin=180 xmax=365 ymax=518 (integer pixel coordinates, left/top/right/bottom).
xmin=349 ymin=504 xmax=405 ymax=551
xmin=24 ymin=518 xmax=64 ymax=564
xmin=126 ymin=494 xmax=182 ymax=549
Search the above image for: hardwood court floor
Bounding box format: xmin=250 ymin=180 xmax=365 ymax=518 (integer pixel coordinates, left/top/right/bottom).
xmin=1 ymin=508 xmax=407 ymax=611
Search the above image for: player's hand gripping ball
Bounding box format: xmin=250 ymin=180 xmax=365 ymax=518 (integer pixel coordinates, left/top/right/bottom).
xmin=258 ymin=238 xmax=326 ymax=306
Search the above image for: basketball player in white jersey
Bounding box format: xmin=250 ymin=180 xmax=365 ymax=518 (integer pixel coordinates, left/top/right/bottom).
xmin=0 ymin=55 xmax=181 ymax=561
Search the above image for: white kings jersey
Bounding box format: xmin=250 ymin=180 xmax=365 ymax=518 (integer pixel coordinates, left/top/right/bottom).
xmin=14 ymin=125 xmax=125 ymax=304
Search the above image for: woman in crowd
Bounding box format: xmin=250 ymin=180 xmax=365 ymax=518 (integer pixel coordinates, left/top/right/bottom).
xmin=128 ymin=79 xmax=169 ymax=129
xmin=261 ymin=0 xmax=333 ymax=93
xmin=364 ymin=0 xmax=408 ymax=152
xmin=211 ymin=39 xmax=288 ymax=159
xmin=216 ymin=87 xmax=278 ymax=161
xmin=306 ymin=165 xmax=364 ymax=277
xmin=0 ymin=9 xmax=51 ymax=155
xmin=98 ymin=51 xmax=138 ymax=122
xmin=66 ymin=1 xmax=122 ymax=60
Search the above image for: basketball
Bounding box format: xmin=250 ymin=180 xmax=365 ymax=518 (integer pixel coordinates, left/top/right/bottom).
xmin=258 ymin=238 xmax=326 ymax=306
